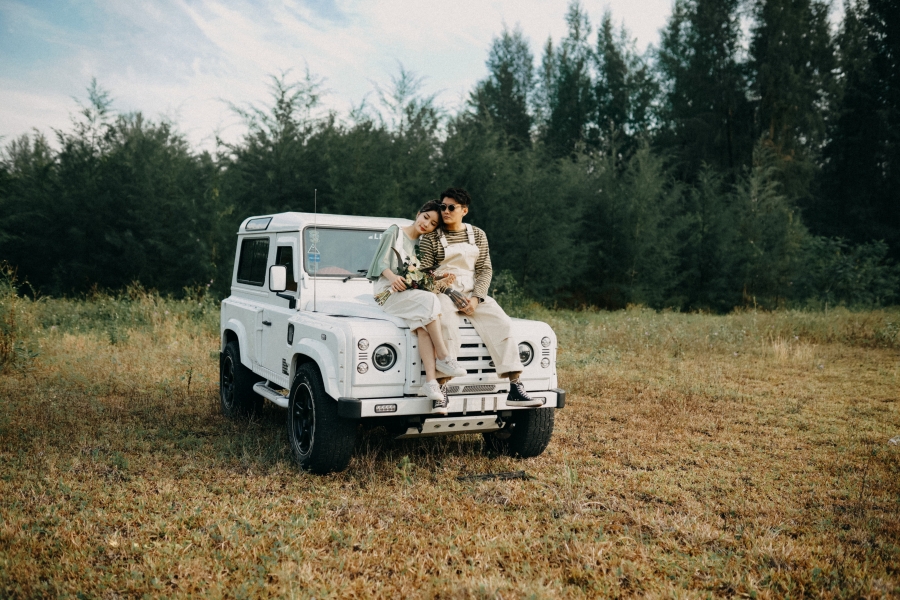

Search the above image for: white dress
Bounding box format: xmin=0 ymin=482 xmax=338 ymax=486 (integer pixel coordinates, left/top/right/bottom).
xmin=368 ymin=225 xmax=442 ymax=331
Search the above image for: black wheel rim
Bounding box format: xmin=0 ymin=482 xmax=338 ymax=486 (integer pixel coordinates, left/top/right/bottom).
xmin=221 ymin=355 xmax=235 ymax=410
xmin=291 ymin=383 xmax=314 ymax=456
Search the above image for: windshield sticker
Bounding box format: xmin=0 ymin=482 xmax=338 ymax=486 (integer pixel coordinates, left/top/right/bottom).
xmin=307 ymin=228 xmax=321 ymax=275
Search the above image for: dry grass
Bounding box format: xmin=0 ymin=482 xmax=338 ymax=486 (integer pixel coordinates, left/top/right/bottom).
xmin=1 ymin=297 xmax=898 ymax=598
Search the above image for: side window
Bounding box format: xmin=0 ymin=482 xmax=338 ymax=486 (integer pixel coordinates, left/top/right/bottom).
xmin=275 ymin=246 xmax=298 ymax=291
xmin=236 ymin=238 xmax=269 ymax=286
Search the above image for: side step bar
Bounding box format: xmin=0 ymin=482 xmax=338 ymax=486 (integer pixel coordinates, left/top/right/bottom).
xmin=253 ymin=382 xmax=289 ymax=408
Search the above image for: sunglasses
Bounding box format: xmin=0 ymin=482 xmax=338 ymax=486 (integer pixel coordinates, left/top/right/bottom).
xmin=440 ymin=204 xmax=462 ymax=212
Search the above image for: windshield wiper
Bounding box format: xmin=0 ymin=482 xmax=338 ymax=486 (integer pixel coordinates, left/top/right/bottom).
xmin=343 ymin=269 xmax=369 ymax=283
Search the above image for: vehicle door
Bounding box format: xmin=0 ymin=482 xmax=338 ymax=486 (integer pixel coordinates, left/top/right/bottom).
xmin=231 ymin=234 xmax=273 ymax=371
xmin=262 ymin=235 xmax=299 ymax=388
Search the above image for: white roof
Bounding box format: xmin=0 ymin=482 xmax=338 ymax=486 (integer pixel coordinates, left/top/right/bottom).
xmin=238 ymin=212 xmax=411 ymax=234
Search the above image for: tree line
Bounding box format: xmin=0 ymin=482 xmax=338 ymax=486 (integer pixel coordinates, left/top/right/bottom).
xmin=1 ymin=0 xmax=898 ymax=310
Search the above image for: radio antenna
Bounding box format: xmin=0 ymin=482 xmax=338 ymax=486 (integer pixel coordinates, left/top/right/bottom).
xmin=313 ymin=188 xmax=318 ymax=312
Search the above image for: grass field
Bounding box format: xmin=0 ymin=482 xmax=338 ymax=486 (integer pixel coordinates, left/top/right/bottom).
xmin=1 ymin=288 xmax=898 ymax=598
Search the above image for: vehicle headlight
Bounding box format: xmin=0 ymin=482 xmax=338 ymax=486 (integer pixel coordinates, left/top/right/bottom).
xmin=372 ymin=344 xmax=397 ymax=371
xmin=518 ymin=342 xmax=534 ymax=366
xmin=358 ymin=339 xmax=369 ymax=351
xmin=541 ymin=336 xmax=551 ymax=348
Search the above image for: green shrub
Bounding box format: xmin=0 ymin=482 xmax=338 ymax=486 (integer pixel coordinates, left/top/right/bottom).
xmin=793 ymin=237 xmax=900 ymax=307
xmin=0 ymin=264 xmax=15 ymax=367
xmin=0 ymin=263 xmax=36 ymax=373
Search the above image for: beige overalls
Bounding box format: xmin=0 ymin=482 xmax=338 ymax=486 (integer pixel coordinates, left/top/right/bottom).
xmin=435 ymin=225 xmax=522 ymax=378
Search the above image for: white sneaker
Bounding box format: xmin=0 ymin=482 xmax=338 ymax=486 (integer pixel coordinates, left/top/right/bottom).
xmin=419 ymin=380 xmax=444 ymax=402
xmin=435 ymin=357 xmax=467 ymax=378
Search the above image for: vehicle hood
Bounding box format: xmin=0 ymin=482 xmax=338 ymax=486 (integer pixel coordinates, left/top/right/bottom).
xmin=302 ymin=295 xmax=408 ymax=328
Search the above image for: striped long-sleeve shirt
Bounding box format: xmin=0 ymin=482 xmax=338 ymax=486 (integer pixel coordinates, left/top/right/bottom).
xmin=418 ymin=225 xmax=493 ymax=300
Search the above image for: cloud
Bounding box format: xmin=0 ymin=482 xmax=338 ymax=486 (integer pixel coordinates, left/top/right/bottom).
xmin=0 ymin=0 xmax=676 ymax=152
xmin=0 ymin=85 xmax=76 ymax=144
xmin=291 ymin=0 xmax=351 ymax=26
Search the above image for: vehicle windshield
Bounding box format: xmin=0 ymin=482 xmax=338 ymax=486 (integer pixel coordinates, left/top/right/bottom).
xmin=303 ymin=227 xmax=386 ymax=277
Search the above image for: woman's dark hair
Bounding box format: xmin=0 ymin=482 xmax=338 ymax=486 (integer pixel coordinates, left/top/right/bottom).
xmin=439 ymin=187 xmax=471 ymax=206
xmin=416 ymin=200 xmax=444 ymax=231
xmin=418 ymin=200 xmax=443 ymax=217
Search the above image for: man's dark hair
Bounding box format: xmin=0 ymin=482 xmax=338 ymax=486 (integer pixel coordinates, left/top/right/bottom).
xmin=440 ymin=187 xmax=471 ymax=206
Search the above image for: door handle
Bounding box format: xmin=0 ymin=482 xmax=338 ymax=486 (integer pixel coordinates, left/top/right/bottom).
xmin=262 ymin=320 xmax=272 ymax=326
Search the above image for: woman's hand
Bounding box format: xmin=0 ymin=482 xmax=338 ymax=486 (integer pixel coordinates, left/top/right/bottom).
xmin=381 ymin=269 xmax=408 ymax=292
xmin=462 ymin=296 xmax=479 ymax=316
xmin=389 ymin=272 xmax=408 ymax=292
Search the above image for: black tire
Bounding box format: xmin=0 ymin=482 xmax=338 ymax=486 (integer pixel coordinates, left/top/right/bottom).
xmin=287 ymin=362 xmax=357 ymax=474
xmin=483 ymin=408 xmax=555 ymax=458
xmin=220 ymin=340 xmax=263 ymax=418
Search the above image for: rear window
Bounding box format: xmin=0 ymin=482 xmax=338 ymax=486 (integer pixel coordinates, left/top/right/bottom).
xmin=304 ymin=227 xmax=384 ymax=277
xmin=236 ymin=237 xmax=270 ymax=286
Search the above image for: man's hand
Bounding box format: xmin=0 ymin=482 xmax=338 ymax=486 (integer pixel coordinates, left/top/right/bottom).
xmin=462 ymin=296 xmax=480 ymax=316
xmin=436 ymin=272 xmax=456 ymax=286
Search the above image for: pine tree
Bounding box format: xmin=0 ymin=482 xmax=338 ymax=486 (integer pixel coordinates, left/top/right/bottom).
xmin=748 ymin=0 xmax=834 ymax=206
xmin=538 ymin=1 xmax=595 ymax=158
xmin=677 ymin=166 xmax=743 ymax=310
xmin=818 ymin=0 xmax=900 ymax=259
xmin=732 ymin=143 xmax=807 ymax=306
xmin=581 ymin=141 xmax=683 ymax=307
xmin=469 ymin=26 xmax=535 ymax=150
xmin=218 ymin=72 xmax=331 ymax=218
xmin=656 ymin=0 xmax=752 ymax=179
xmin=592 ymin=13 xmax=658 ymax=145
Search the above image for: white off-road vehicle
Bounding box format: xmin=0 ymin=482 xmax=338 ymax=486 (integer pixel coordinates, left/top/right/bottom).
xmin=219 ymin=212 xmax=565 ymax=473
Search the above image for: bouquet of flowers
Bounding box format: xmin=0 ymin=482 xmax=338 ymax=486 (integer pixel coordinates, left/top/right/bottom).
xmin=375 ymin=247 xmax=466 ymax=309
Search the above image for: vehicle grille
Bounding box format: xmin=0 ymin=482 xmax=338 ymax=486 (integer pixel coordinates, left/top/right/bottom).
xmin=462 ymin=384 xmax=495 ymax=393
xmin=419 ymin=336 xmax=500 ymax=380
xmin=444 ymin=384 xmax=497 ymax=394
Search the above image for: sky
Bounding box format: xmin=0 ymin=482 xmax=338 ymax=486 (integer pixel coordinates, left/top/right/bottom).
xmin=0 ymin=0 xmax=677 ymax=152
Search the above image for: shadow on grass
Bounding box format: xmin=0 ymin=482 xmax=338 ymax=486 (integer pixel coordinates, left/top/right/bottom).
xmin=214 ymin=401 xmax=491 ymax=476
xmin=0 ymin=373 xmax=500 ymax=482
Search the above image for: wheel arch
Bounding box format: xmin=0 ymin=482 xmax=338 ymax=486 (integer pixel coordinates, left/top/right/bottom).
xmin=291 ymin=343 xmax=340 ymax=400
xmin=222 ymin=319 xmax=250 ymax=369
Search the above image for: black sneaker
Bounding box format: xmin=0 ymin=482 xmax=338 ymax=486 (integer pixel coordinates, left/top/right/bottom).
xmin=433 ymin=384 xmax=450 ymax=415
xmin=506 ymin=380 xmax=543 ymax=407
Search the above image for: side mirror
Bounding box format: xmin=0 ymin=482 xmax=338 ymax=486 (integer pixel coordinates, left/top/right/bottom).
xmin=269 ymin=265 xmax=287 ymax=292
xmin=269 ymin=265 xmax=297 ymax=309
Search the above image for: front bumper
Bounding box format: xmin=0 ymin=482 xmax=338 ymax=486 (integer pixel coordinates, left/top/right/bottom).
xmin=338 ymin=388 xmax=565 ymax=419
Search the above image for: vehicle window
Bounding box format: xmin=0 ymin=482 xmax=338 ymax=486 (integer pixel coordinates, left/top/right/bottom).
xmin=236 ymin=237 xmax=269 ymax=286
xmin=275 ymin=246 xmax=298 ymax=291
xmin=303 ymin=228 xmax=384 ymax=277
